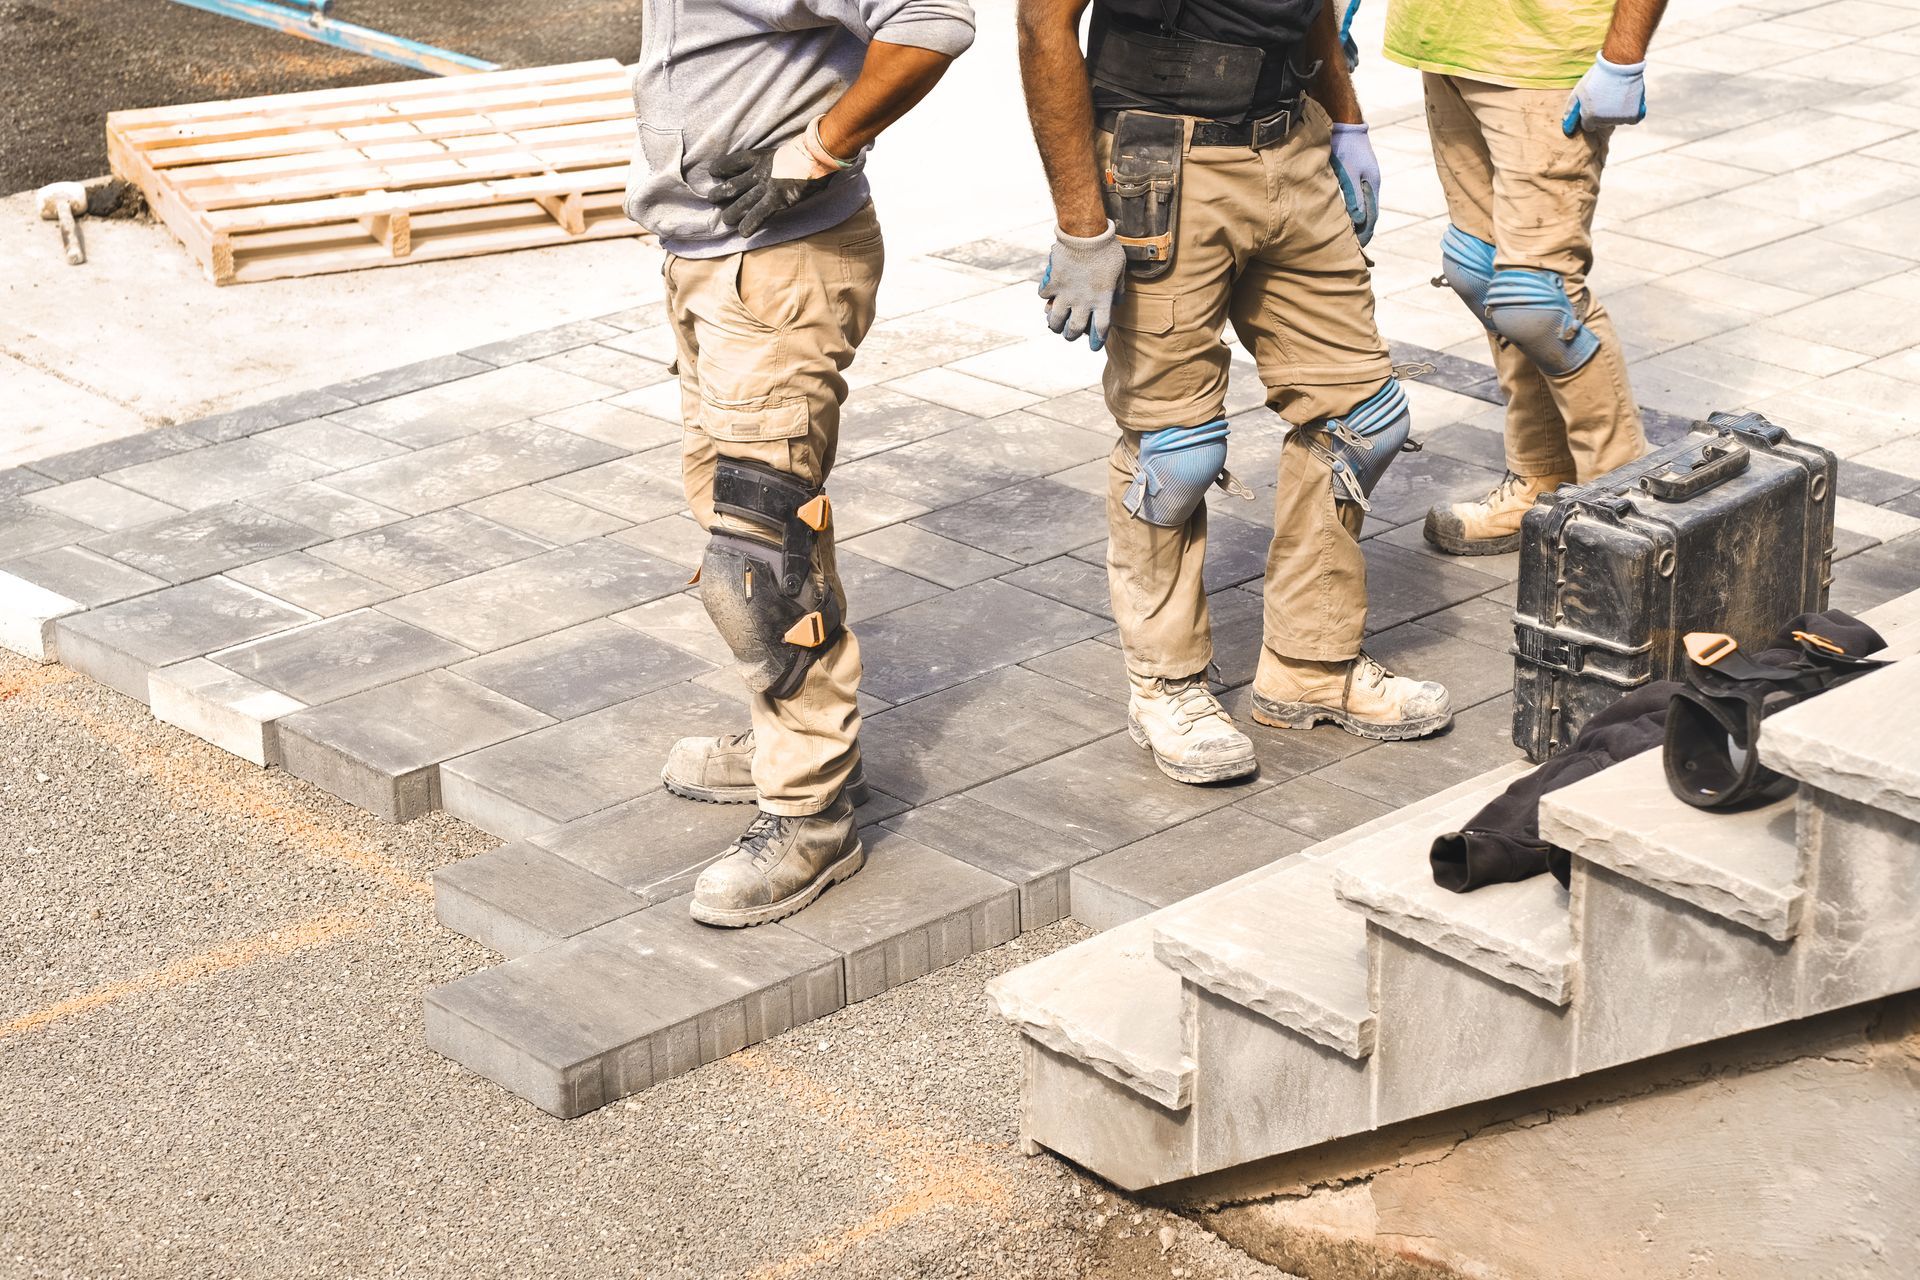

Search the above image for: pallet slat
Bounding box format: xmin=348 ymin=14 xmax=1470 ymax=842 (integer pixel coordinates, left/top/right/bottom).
xmin=106 ymin=60 xmax=645 ymax=286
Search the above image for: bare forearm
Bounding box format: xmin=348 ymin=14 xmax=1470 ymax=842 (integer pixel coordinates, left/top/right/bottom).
xmin=1602 ymin=0 xmax=1668 ymax=62
xmin=818 ymin=41 xmax=956 ymax=157
xmin=1306 ymin=0 xmax=1362 ymax=124
xmin=1017 ymin=0 xmax=1108 ymax=237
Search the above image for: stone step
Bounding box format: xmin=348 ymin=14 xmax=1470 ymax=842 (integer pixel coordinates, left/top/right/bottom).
xmin=1759 ymin=655 xmax=1920 ymax=827
xmin=1332 ymin=772 xmax=1576 ymax=1006
xmin=1858 ymin=587 xmax=1920 ymax=660
xmin=1541 ymin=749 xmax=1803 ymax=941
xmin=433 ymin=840 xmax=645 ymax=958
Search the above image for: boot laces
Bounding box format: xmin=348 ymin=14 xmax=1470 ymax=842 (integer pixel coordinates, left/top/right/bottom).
xmin=1160 ymin=675 xmax=1230 ymax=730
xmin=718 ymin=730 xmax=753 ymax=750
xmin=1488 ymin=471 xmax=1527 ymax=505
xmin=735 ymin=812 xmax=788 ymax=869
xmin=1351 ymin=652 xmax=1393 ymax=693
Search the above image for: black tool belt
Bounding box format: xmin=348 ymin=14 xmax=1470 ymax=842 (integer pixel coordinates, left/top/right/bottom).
xmin=1095 ymin=99 xmax=1304 ymax=149
xmin=1664 ymin=623 xmax=1888 ymax=810
xmin=1087 ymin=11 xmax=1312 ymax=125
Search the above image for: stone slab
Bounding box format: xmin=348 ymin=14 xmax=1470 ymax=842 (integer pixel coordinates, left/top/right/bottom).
xmin=184 ymin=389 xmax=360 ymax=443
xmin=276 ymin=670 xmax=552 ymax=822
xmin=1002 ymin=556 xmax=1115 ymax=620
xmin=611 ymin=591 xmax=736 ymax=668
xmin=0 ymin=545 xmax=164 ymax=609
xmin=246 ymin=482 xmax=408 ymax=541
xmin=1070 ymin=808 xmax=1312 ymax=932
xmin=24 ymin=428 xmax=206 ymax=483
xmin=326 ymin=353 xmax=491 ymax=405
xmin=912 ymin=477 xmax=1108 ymax=565
xmin=855 ymin=579 xmax=1107 ymax=704
xmin=0 ymin=571 xmax=84 ymax=662
xmin=103 ymin=438 xmax=332 ymax=510
xmin=211 ymin=609 xmax=473 ymax=705
xmin=424 ymin=903 xmax=843 ymax=1117
xmin=88 ymin=503 xmax=323 ymax=585
xmin=881 ymin=794 xmax=1102 ymax=929
xmin=26 ymin=478 xmax=184 ymax=532
xmin=608 ymin=514 xmax=706 ymax=568
xmin=538 ymin=455 xmax=687 ymax=524
xmin=835 ymin=552 xmax=947 ymax=624
xmin=307 ymin=509 xmax=548 ymax=592
xmin=254 ymin=419 xmax=409 ymax=468
xmin=379 ymin=539 xmax=685 ymax=652
xmin=1797 ymin=787 xmax=1920 ymax=1016
xmin=148 ymin=658 xmax=305 ymax=767
xmin=1020 ymin=1039 xmax=1196 ymax=1193
xmin=1234 ymin=773 xmax=1395 ymax=844
xmin=1758 ymin=655 xmax=1920 ymax=824
xmin=1541 ymin=748 xmax=1804 ymax=940
xmin=529 ymin=789 xmax=749 ymax=905
xmin=840 ymin=522 xmax=1018 ymax=588
xmin=50 ymin=577 xmax=314 ymax=703
xmin=985 ymin=916 xmax=1193 ymax=1108
xmin=326 ymin=421 xmax=624 ymax=517
xmin=780 ymin=829 xmax=1019 ymax=1004
xmin=433 ymin=841 xmax=645 ymax=958
xmin=224 ymin=551 xmax=398 ymax=617
xmin=0 ymin=468 xmax=55 ymax=501
xmin=1311 ymin=695 xmax=1527 ymax=810
xmin=451 ymin=618 xmax=712 ymax=720
xmin=462 ymin=319 xmax=622 ymax=366
xmin=462 ymin=485 xmax=632 ymax=545
xmin=0 ymin=498 xmax=93 ymax=561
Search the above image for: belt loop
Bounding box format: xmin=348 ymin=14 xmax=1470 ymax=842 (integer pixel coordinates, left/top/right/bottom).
xmin=1180 ymin=115 xmax=1195 ymax=156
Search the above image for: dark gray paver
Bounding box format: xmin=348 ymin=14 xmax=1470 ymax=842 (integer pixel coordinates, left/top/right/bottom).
xmin=424 ymin=902 xmax=844 ymax=1117
xmin=1002 ymin=555 xmax=1114 ymax=619
xmin=439 ymin=682 xmax=735 ymax=839
xmin=463 ymin=486 xmax=632 ymax=546
xmin=858 ymin=664 xmax=1117 ymax=804
xmin=835 ymin=387 xmax=976 ymax=461
xmin=104 ymin=437 xmax=334 ymax=510
xmin=1364 ymin=620 xmax=1518 ymax=711
xmin=1019 ymin=637 xmax=1129 ymax=703
xmin=462 ymin=319 xmax=623 ymax=367
xmin=969 ymin=728 xmax=1275 ymax=853
xmin=224 ymin=551 xmax=397 ymax=617
xmin=855 ymin=579 xmax=1106 ymax=703
xmin=0 ymin=544 xmax=166 ymax=608
xmin=1416 ymin=422 xmax=1508 ymax=473
xmin=212 ymin=609 xmax=473 ymax=705
xmin=1070 ymin=807 xmax=1311 ymax=931
xmin=25 ymin=479 xmax=184 ymax=532
xmin=0 ymin=468 xmax=55 ymax=501
xmin=1216 ymin=684 xmax=1383 ymax=778
xmin=245 ymin=482 xmax=409 ymax=540
xmin=433 ymin=841 xmax=645 ymax=958
xmin=326 ymin=353 xmax=490 ymax=404
xmin=836 ymin=551 xmax=946 ymax=624
xmin=1377 ymin=518 xmax=1520 ymax=583
xmin=1356 ymin=539 xmax=1508 ymax=634
xmin=1235 ymin=773 xmax=1397 ymax=843
xmin=327 ymin=422 xmax=625 ymax=516
xmin=840 ymin=522 xmax=1017 ymax=588
xmin=1415 ymin=592 xmax=1517 ymax=648
xmin=451 ymin=618 xmax=712 ymax=720
xmin=915 ymin=477 xmax=1106 ymax=565
xmin=1829 ymin=534 xmax=1920 ymax=616
xmin=882 ymin=794 xmax=1102 ymax=929
xmin=276 ymin=670 xmax=553 ymax=822
xmin=88 ymin=503 xmax=323 ymax=584
xmin=50 ymin=576 xmax=313 ymax=703
xmin=536 ymin=344 xmax=671 ymax=391
xmin=611 ymin=591 xmax=735 ymax=667
xmin=0 ymin=499 xmax=94 ymax=560
xmin=780 ymin=828 xmax=1019 ymax=1003
xmin=933 ymin=236 xmax=1046 ymax=273
xmin=184 ymin=388 xmax=357 ymax=443
xmin=536 ymin=401 xmax=681 ymax=453
xmin=1360 ymin=448 xmax=1505 ymax=529
xmin=847 ymin=313 xmax=1017 ymax=384
xmin=379 ymin=539 xmax=685 ymax=652
xmin=1838 ymin=460 xmax=1920 ymax=506
xmin=539 ymin=455 xmax=687 ymax=524
xmin=1312 ymin=693 xmax=1524 ymax=809
xmin=25 ymin=428 xmax=206 ymax=483
xmin=609 ymin=514 xmax=705 ymax=567
xmin=308 ymin=509 xmax=549 ymax=592
xmin=529 ymin=789 xmax=749 ymax=905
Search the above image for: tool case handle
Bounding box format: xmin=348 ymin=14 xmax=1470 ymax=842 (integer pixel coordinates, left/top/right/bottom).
xmin=1638 ymin=440 xmax=1750 ymax=502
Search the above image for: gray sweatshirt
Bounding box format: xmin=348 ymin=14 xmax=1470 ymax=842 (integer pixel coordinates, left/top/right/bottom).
xmin=625 ymin=0 xmax=977 ymax=258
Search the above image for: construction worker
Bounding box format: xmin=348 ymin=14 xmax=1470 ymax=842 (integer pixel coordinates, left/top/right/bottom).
xmin=1017 ymin=0 xmax=1454 ymax=785
xmin=628 ymin=0 xmax=975 ymax=927
xmin=1400 ymin=0 xmax=1669 ymax=555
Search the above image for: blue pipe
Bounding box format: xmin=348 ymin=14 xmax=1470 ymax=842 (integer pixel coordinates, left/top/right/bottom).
xmin=166 ymin=0 xmax=499 ymax=76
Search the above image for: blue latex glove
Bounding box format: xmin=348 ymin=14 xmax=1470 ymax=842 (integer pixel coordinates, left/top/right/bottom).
xmin=1040 ymin=221 xmax=1127 ymax=352
xmin=1562 ymin=54 xmax=1648 ymax=135
xmin=1329 ymin=123 xmax=1381 ymax=246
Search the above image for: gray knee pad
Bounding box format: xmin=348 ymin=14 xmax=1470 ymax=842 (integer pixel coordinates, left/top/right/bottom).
xmin=1484 ymin=267 xmax=1600 ymax=376
xmin=1123 ymin=419 xmax=1251 ymax=527
xmin=1306 ymin=378 xmax=1413 ymax=510
xmin=1436 ymin=225 xmax=1496 ymax=330
xmin=700 ymin=458 xmax=841 ymax=700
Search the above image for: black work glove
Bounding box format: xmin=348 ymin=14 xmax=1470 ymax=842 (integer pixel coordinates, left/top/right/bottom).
xmin=708 ymin=135 xmax=836 ymax=239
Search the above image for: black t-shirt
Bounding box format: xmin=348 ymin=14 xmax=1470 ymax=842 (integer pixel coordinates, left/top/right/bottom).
xmin=1097 ymin=0 xmax=1325 ymax=49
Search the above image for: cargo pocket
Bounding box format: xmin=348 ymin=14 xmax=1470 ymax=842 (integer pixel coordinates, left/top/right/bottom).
xmin=699 ymin=394 xmax=817 ymax=479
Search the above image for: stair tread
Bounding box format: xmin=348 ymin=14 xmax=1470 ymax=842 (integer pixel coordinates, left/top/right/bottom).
xmin=1334 ymin=775 xmax=1575 ymax=1006
xmin=1759 ymin=655 xmax=1920 ymax=825
xmin=1541 ymin=748 xmax=1802 ymax=940
xmin=985 ymin=916 xmax=1192 ymax=1110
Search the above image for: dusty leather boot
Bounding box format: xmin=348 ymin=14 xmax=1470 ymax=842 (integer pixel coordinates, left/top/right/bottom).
xmin=690 ymin=789 xmax=865 ymax=928
xmin=1126 ymin=670 xmax=1258 ymax=785
xmin=1250 ymin=650 xmax=1452 ymax=741
xmin=1423 ymin=469 xmax=1572 ymax=556
xmin=662 ymin=730 xmax=869 ymax=806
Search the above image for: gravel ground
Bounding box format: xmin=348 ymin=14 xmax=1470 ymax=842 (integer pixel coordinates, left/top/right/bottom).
xmin=0 ymin=651 xmax=1295 ymax=1280
xmin=1 ymin=0 xmax=648 ymax=193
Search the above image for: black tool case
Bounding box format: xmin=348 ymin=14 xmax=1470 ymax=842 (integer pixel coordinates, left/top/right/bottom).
xmin=1511 ymin=412 xmax=1836 ymax=761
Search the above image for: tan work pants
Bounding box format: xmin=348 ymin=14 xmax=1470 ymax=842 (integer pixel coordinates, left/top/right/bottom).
xmin=1100 ymin=98 xmax=1395 ymax=676
xmin=664 ymin=204 xmax=884 ymax=816
xmin=1423 ymin=72 xmax=1646 ymax=482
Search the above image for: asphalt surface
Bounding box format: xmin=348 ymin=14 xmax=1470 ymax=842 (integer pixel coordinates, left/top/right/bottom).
xmin=0 ymin=0 xmax=648 ymax=193
xmin=0 ymin=650 xmax=1295 ymax=1280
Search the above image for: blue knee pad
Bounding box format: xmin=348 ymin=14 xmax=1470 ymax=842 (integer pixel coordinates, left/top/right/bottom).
xmin=1312 ymin=379 xmax=1412 ymax=509
xmin=1437 ymin=226 xmax=1496 ymax=329
xmin=1484 ymin=267 xmax=1600 ymax=376
xmin=1124 ymin=419 xmax=1242 ymax=527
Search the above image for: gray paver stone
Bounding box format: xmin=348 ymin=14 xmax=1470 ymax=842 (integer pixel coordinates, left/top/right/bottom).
xmin=855 ymin=579 xmax=1106 ymax=703
xmin=254 ymin=419 xmax=409 ymax=468
xmin=881 ymin=794 xmax=1102 ymax=929
xmin=327 ymin=353 xmax=490 ymax=404
xmin=451 ymin=618 xmax=712 ymax=719
xmin=462 ymin=320 xmax=623 ymax=366
xmin=839 ymin=522 xmax=1018 ymax=588
xmin=224 ymin=551 xmax=397 ymax=617
xmin=26 ymin=479 xmax=184 ymax=532
xmin=433 ymin=841 xmax=645 ymax=958
xmin=148 ymin=658 xmax=305 ymax=766
xmin=539 ymin=455 xmax=687 ymax=524
xmin=530 ymin=789 xmax=749 ymax=904
xmin=89 ymin=503 xmax=323 ymax=584
xmin=50 ymin=577 xmax=313 ymax=703
xmin=307 ymin=509 xmax=548 ymax=592
xmin=327 ymin=421 xmax=624 ymax=516
xmin=247 ymin=482 xmax=409 ymax=540
xmin=0 ymin=545 xmax=166 ymax=608
xmin=25 ymin=428 xmax=206 ymax=483
xmin=0 ymin=499 xmax=94 ymax=561
xmin=464 ymin=486 xmax=632 ymax=546
xmin=184 ymin=389 xmax=357 ymax=443
xmin=0 ymin=468 xmax=55 ymax=501
xmin=1070 ymin=809 xmax=1307 ymax=931
xmin=212 ymin=609 xmax=473 ymax=705
xmin=104 ymin=438 xmax=334 ymax=511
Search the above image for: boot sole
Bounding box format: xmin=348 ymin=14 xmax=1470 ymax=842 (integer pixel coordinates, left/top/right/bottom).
xmin=662 ymin=769 xmax=871 ymax=808
xmin=1249 ymin=697 xmax=1453 ymax=742
xmin=1125 ymin=715 xmax=1258 ymax=785
xmin=689 ymin=837 xmax=867 ymax=929
xmin=1422 ymin=512 xmax=1520 ymax=557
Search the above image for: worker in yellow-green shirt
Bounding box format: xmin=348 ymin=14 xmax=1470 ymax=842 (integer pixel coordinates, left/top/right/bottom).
xmin=1381 ymin=0 xmax=1670 ymax=557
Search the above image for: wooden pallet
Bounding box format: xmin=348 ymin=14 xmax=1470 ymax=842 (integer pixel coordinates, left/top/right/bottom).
xmin=106 ymin=60 xmax=646 ymax=285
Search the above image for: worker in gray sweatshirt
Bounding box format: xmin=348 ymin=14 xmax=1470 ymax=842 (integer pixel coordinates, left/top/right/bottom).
xmin=629 ymin=0 xmax=976 ymax=929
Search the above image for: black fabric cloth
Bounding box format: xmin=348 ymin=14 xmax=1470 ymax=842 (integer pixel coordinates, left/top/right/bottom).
xmin=1430 ymin=611 xmax=1887 ymax=893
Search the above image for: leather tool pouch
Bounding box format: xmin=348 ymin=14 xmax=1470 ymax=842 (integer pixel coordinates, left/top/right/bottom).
xmin=1104 ymin=111 xmax=1185 ymax=281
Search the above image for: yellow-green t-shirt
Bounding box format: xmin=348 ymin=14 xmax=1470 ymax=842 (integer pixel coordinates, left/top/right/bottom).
xmin=1383 ymin=0 xmax=1614 ymax=90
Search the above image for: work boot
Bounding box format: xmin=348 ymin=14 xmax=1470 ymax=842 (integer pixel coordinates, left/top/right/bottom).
xmin=1250 ymin=650 xmax=1452 ymax=742
xmin=1423 ymin=469 xmax=1572 ymax=556
xmin=662 ymin=730 xmax=869 ymax=806
xmin=1126 ymin=670 xmax=1258 ymax=785
xmin=690 ymin=789 xmax=865 ymax=928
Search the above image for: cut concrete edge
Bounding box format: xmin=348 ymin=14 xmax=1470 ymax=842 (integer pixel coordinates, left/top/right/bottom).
xmin=0 ymin=571 xmax=84 ymax=662
xmin=1541 ymin=748 xmax=1803 ymax=942
xmin=148 ymin=657 xmax=305 ymax=768
xmin=985 ymin=917 xmax=1194 ymax=1110
xmin=421 ymin=988 xmax=582 ymax=1118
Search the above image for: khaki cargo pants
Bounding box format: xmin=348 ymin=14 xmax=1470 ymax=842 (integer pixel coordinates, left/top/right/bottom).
xmin=1101 ymin=97 xmax=1395 ymax=676
xmin=1423 ymin=72 xmax=1646 ymax=482
xmin=664 ymin=204 xmax=884 ymax=816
